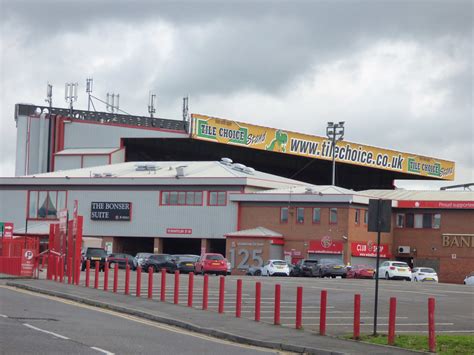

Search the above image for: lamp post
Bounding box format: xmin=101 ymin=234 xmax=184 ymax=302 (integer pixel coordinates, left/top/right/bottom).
xmin=326 ymin=121 xmax=345 ymax=186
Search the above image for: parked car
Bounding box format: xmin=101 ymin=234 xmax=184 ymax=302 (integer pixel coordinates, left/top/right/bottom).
xmin=347 ymin=264 xmax=375 ymax=279
xmin=142 ymin=254 xmax=177 ymax=273
xmin=135 ymin=252 xmax=153 ymax=268
xmin=81 ymin=247 xmax=107 ymax=271
xmin=315 ymin=259 xmax=347 ymax=278
xmin=227 ymin=261 xmax=232 ymax=275
xmin=411 ymin=267 xmax=438 ymax=282
xmin=287 ymin=262 xmax=295 ymax=276
xmin=463 ymin=271 xmax=474 ymax=285
xmin=246 ymin=266 xmax=262 ymax=276
xmin=108 ymin=253 xmax=137 ymax=270
xmin=292 ymin=259 xmax=319 ymax=277
xmin=378 ymin=261 xmax=411 ymax=281
xmin=194 ymin=253 xmax=228 ymax=275
xmin=262 ymin=259 xmax=290 ymax=276
xmin=173 ymin=254 xmax=200 ymax=274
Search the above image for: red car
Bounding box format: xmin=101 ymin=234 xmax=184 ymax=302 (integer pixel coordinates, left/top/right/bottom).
xmin=347 ymin=264 xmax=375 ymax=279
xmin=194 ymin=253 xmax=228 ymax=275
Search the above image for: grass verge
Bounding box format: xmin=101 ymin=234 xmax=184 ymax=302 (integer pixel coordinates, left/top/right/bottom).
xmin=343 ymin=334 xmax=474 ymax=354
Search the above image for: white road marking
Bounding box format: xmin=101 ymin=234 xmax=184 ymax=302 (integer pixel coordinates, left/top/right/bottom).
xmin=0 ymin=314 xmax=8 ymax=318
xmin=91 ymin=346 xmax=115 ymax=354
xmin=23 ymin=323 xmax=69 ymax=340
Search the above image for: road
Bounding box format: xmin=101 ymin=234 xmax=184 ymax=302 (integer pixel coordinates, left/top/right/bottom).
xmin=0 ymin=285 xmax=288 ymax=355
xmin=70 ymin=269 xmax=474 ymax=335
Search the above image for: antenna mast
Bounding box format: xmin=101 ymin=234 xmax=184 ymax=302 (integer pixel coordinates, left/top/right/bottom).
xmin=65 ymin=82 xmax=78 ymax=115
xmin=182 ymin=96 xmax=189 ymax=122
xmin=148 ymin=92 xmax=157 ymax=118
xmin=106 ymin=93 xmax=120 ymax=113
xmin=86 ymin=78 xmax=94 ymax=111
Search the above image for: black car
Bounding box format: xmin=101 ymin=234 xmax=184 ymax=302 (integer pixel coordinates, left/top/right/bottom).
xmin=108 ymin=253 xmax=137 ymax=270
xmin=142 ymin=254 xmax=177 ymax=273
xmin=81 ymin=247 xmax=107 ymax=271
xmin=292 ymin=259 xmax=319 ymax=277
xmin=173 ymin=254 xmax=200 ymax=274
xmin=315 ymin=259 xmax=347 ymax=278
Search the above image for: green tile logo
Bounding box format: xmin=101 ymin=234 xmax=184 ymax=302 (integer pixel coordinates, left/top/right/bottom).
xmin=422 ymin=162 xmax=441 ymax=177
xmin=197 ymin=119 xmax=218 ymax=140
xmin=407 ymin=158 xmax=421 ymax=174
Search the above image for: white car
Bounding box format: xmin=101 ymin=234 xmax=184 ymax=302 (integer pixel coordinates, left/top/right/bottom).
xmin=464 ymin=272 xmax=474 ymax=285
xmin=227 ymin=261 xmax=232 ymax=275
xmin=262 ymin=260 xmax=290 ymax=276
xmin=378 ymin=261 xmax=411 ymax=281
xmin=411 ymin=267 xmax=438 ymax=282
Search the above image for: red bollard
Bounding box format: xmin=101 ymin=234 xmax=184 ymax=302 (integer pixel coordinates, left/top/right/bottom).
xmin=236 ymin=279 xmax=242 ymax=318
xmin=47 ymin=254 xmax=52 ymax=280
xmin=388 ymin=297 xmax=397 ymax=345
xmin=428 ymin=298 xmax=436 ymax=353
xmin=94 ymin=261 xmax=100 ymax=289
xmin=85 ymin=260 xmax=91 ymax=287
xmin=148 ymin=267 xmax=153 ymax=299
xmin=202 ymin=274 xmax=209 ymax=310
xmin=160 ymin=268 xmax=167 ymax=302
xmin=187 ymin=272 xmax=194 ymax=307
xmin=104 ymin=262 xmax=109 ymax=291
xmin=218 ymin=276 xmax=225 ymax=314
xmin=68 ymin=257 xmax=73 ymax=284
xmin=59 ymin=257 xmax=64 ymax=283
xmin=125 ymin=263 xmax=130 ymax=295
xmin=174 ymin=270 xmax=180 ymax=304
xmin=296 ymin=286 xmax=303 ymax=329
xmin=353 ymin=294 xmax=361 ymax=340
xmin=274 ymin=284 xmax=281 ymax=325
xmin=255 ymin=282 xmax=261 ymax=321
xmin=74 ymin=257 xmax=80 ymax=286
xmin=136 ymin=266 xmax=141 ymax=297
xmin=54 ymin=256 xmax=59 ymax=282
xmin=113 ymin=263 xmax=118 ymax=292
xmin=320 ymin=289 xmax=327 ymax=335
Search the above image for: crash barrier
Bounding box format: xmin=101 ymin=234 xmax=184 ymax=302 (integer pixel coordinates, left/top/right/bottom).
xmin=47 ymin=266 xmax=439 ymax=348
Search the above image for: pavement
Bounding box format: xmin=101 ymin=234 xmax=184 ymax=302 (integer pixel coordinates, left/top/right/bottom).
xmin=5 ymin=278 xmax=423 ymax=355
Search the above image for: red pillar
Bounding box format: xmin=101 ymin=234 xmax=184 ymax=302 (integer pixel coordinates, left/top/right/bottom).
xmin=187 ymin=272 xmax=194 ymax=307
xmin=202 ymin=274 xmax=209 ymax=310
xmin=113 ymin=263 xmax=118 ymax=293
xmin=388 ymin=297 xmax=397 ymax=345
xmin=236 ymin=279 xmax=242 ymax=318
xmin=296 ymin=286 xmax=303 ymax=329
xmin=428 ymin=298 xmax=436 ymax=353
xmin=218 ymin=276 xmax=225 ymax=314
xmin=59 ymin=257 xmax=64 ymax=283
xmin=255 ymin=282 xmax=261 ymax=321
xmin=94 ymin=261 xmax=100 ymax=289
xmin=353 ymin=294 xmax=361 ymax=340
xmin=124 ymin=263 xmax=130 ymax=295
xmin=67 ymin=257 xmax=72 ymax=284
xmin=104 ymin=262 xmax=109 ymax=291
xmin=54 ymin=256 xmax=59 ymax=282
xmin=320 ymin=290 xmax=327 ymax=335
xmin=147 ymin=267 xmax=153 ymax=299
xmin=85 ymin=260 xmax=90 ymax=287
xmin=274 ymin=284 xmax=281 ymax=325
xmin=160 ymin=268 xmax=166 ymax=302
xmin=174 ymin=270 xmax=180 ymax=304
xmin=136 ymin=266 xmax=142 ymax=297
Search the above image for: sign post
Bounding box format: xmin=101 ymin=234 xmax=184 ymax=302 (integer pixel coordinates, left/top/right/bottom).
xmin=368 ymin=199 xmax=392 ymax=336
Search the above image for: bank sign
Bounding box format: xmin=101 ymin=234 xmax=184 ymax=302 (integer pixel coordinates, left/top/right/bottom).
xmin=191 ymin=114 xmax=455 ymax=180
xmin=91 ymin=202 xmax=131 ymax=221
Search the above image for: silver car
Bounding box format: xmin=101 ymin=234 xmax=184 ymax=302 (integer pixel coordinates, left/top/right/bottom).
xmin=135 ymin=252 xmax=153 ymax=268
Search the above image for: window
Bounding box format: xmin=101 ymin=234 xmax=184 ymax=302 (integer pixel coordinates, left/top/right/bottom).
xmin=433 ymin=213 xmax=441 ymax=229
xmin=414 ymin=214 xmax=423 ymax=228
xmin=296 ymin=208 xmax=304 ymax=224
xmin=161 ymin=191 xmax=203 ymax=206
xmin=422 ymin=213 xmax=432 ymax=228
xmin=312 ymin=208 xmax=321 ymax=223
xmin=355 ymin=209 xmax=360 ymax=225
xmin=364 ymin=210 xmax=368 ymax=224
xmin=329 ymin=208 xmax=338 ymax=224
xmin=406 ymin=213 xmax=414 ymax=228
xmin=280 ymin=207 xmax=288 ymax=223
xmin=396 ymin=214 xmax=405 ymax=228
xmin=208 ymin=191 xmax=227 ymax=206
xmin=28 ymin=190 xmax=67 ymax=219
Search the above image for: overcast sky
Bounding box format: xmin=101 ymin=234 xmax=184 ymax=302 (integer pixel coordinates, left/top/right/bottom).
xmin=1 ymin=0 xmax=472 ymax=189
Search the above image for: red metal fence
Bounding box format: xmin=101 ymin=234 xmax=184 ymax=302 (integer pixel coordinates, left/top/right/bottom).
xmin=0 ymin=237 xmax=39 ymax=276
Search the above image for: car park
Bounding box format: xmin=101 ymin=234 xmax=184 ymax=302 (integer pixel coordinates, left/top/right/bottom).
xmin=142 ymin=254 xmax=177 ymax=273
xmin=135 ymin=253 xmax=153 ymax=268
xmin=463 ymin=271 xmax=474 ymax=285
xmin=314 ymin=259 xmax=347 ymax=278
xmin=346 ymin=264 xmax=375 ymax=279
xmin=194 ymin=253 xmax=228 ymax=275
xmin=378 ymin=260 xmax=411 ymax=281
xmin=172 ymin=254 xmax=200 ymax=274
xmin=262 ymin=260 xmax=290 ymax=276
xmin=108 ymin=253 xmax=137 ymax=270
xmin=411 ymin=267 xmax=438 ymax=282
xmin=81 ymin=247 xmax=107 ymax=271
xmin=292 ymin=259 xmax=319 ymax=277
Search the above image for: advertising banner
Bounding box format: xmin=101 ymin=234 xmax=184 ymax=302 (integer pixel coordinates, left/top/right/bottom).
xmin=351 ymin=241 xmax=390 ymax=258
xmin=397 ymin=200 xmax=474 ymax=209
xmin=191 ymin=114 xmax=455 ymax=180
xmin=166 ymin=228 xmax=192 ymax=235
xmin=3 ymin=222 xmax=14 ymax=239
xmin=308 ymin=237 xmax=343 ymax=254
xmin=91 ymin=202 xmax=132 ymax=221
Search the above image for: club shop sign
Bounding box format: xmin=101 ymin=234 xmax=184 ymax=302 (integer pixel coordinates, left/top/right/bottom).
xmin=91 ymin=202 xmax=131 ymax=221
